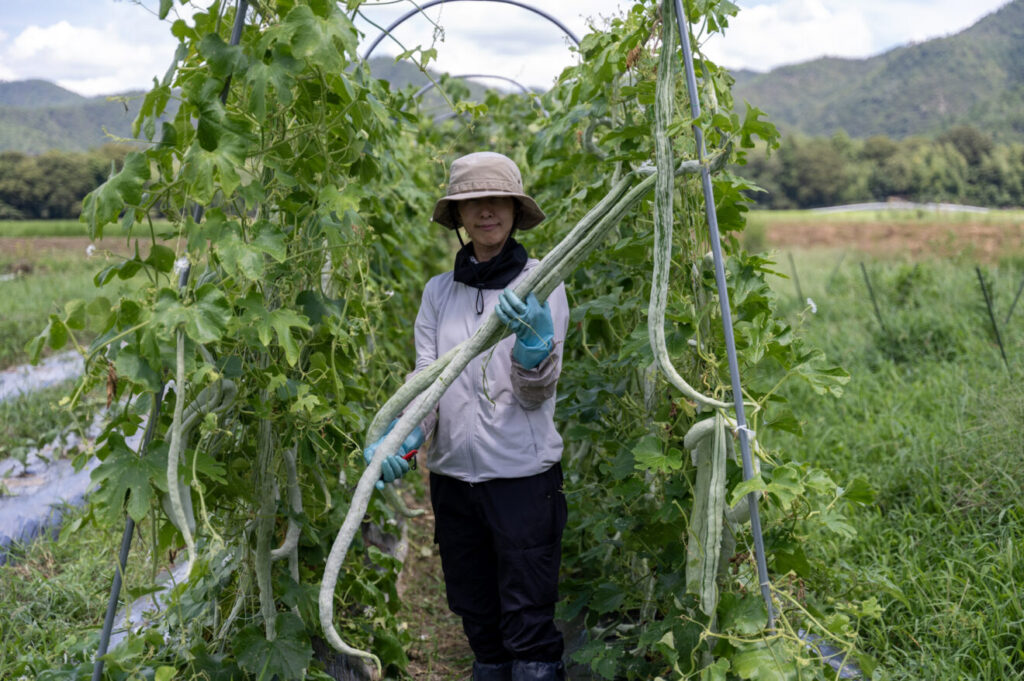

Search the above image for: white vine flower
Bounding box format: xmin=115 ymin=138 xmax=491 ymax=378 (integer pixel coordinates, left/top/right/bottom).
xmin=86 ymin=244 xmax=97 ymax=257
xmin=173 ymin=256 xmax=190 ymax=278
xmin=806 ymin=297 xmax=817 ymax=314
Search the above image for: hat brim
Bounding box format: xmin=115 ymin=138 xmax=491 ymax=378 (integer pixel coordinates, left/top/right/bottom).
xmin=432 ymin=190 xmax=546 ymax=231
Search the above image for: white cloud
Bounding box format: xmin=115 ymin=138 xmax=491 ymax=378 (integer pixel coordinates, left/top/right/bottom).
xmin=0 ymin=3 xmax=177 ymax=96
xmin=355 ymin=1 xmax=630 ymax=90
xmin=701 ymin=0 xmax=873 ymax=71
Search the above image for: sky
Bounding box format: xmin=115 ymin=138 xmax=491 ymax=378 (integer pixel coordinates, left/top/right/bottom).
xmin=0 ymin=0 xmax=1012 ymax=97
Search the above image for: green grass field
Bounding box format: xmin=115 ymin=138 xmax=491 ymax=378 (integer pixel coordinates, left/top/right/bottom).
xmin=0 ymin=253 xmax=139 ymax=370
xmin=769 ymin=250 xmax=1024 ymax=679
xmin=0 ymin=219 xmax=174 ymax=239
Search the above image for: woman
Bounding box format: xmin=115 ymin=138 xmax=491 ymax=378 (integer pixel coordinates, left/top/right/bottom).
xmin=364 ymin=152 xmax=570 ymax=681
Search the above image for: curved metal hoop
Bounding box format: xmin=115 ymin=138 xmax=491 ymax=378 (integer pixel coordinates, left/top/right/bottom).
xmin=414 ymin=74 xmax=531 ymax=98
xmin=414 ymin=73 xmax=549 ymax=118
xmin=361 ymin=0 xmax=581 ymax=62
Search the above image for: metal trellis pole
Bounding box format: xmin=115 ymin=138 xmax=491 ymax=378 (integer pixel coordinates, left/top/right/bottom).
xmin=91 ymin=2 xmax=247 ymax=677
xmin=91 ymin=390 xmax=164 ymax=681
xmin=859 ymin=261 xmax=888 ymax=336
xmin=976 ymin=266 xmax=1010 ymax=370
xmin=672 ymin=0 xmax=776 ymax=627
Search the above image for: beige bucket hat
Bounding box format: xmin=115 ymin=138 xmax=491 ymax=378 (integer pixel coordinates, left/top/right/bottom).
xmin=431 ymin=152 xmax=546 ymax=230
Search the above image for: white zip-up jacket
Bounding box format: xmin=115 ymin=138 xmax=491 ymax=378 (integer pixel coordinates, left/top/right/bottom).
xmin=410 ymin=259 xmax=570 ymax=483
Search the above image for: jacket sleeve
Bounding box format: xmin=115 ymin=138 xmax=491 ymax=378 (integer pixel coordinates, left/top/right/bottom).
xmin=510 ymin=282 xmax=570 ymax=410
xmin=404 ymin=278 xmax=440 ymax=439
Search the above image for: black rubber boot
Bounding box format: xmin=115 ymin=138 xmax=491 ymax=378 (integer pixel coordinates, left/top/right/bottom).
xmin=510 ymin=661 xmax=566 ymax=681
xmin=473 ymin=660 xmax=513 ymax=681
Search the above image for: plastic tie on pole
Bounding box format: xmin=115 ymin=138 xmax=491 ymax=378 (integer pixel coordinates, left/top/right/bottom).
xmin=732 ymin=424 xmax=756 ymax=440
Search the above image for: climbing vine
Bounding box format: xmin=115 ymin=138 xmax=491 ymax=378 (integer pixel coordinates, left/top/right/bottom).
xmin=28 ymin=1 xmax=880 ymax=679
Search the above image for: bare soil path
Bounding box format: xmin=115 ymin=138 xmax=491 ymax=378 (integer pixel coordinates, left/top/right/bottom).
xmin=764 ymin=219 xmax=1024 ymax=260
xmin=396 ymin=470 xmax=474 ymax=680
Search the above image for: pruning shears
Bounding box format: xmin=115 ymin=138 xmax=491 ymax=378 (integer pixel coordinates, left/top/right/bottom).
xmin=402 ymin=448 xmax=418 ymax=469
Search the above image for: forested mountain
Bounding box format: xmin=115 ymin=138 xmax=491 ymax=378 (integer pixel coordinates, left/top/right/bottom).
xmin=0 ymin=57 xmax=501 ymax=154
xmin=0 ymin=81 xmax=146 ymax=153
xmin=2 ymin=1 xmax=1023 ymax=153
xmin=731 ymin=0 xmax=1024 ymax=141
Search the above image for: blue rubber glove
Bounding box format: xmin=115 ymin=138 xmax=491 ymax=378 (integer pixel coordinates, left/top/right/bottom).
xmin=363 ymin=419 xmax=425 ymax=490
xmin=496 ymin=290 xmax=555 ymax=370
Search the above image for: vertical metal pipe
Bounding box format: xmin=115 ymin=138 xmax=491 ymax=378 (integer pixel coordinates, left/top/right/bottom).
xmin=91 ymin=518 xmax=136 ymax=681
xmin=976 ymin=266 xmax=1009 ymax=370
xmin=671 ymin=0 xmax=775 ymax=627
xmin=91 ymin=390 xmax=164 ymax=681
xmin=859 ymin=262 xmax=887 ymax=336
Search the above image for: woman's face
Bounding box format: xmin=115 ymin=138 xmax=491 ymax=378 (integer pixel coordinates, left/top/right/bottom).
xmin=456 ymin=196 xmax=516 ymax=262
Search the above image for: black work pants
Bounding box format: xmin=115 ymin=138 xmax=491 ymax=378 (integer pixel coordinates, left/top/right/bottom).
xmin=430 ymin=464 xmax=567 ymax=664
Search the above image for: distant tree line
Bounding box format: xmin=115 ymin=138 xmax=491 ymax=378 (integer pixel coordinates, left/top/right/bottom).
xmin=1 ymin=124 xmax=1022 ymax=219
xmin=739 ymin=125 xmax=1024 ymax=209
xmin=0 ymin=146 xmax=130 ymax=219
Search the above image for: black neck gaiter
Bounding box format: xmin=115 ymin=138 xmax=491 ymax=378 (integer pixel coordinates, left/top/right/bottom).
xmin=453 ymin=237 xmax=528 ymax=315
xmin=453 ymin=237 xmax=528 ymax=290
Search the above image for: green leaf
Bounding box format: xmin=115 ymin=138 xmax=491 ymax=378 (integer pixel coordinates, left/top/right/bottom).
xmin=840 ymin=476 xmax=876 ymax=504
xmin=244 ymin=59 xmax=299 ymax=123
xmin=289 ymin=383 xmax=322 ymax=415
xmin=632 ymin=434 xmax=683 ymax=473
xmin=25 ymin=322 xmax=50 ymax=364
xmin=145 ymin=244 xmax=176 ymax=273
xmin=233 ymin=612 xmax=312 ymax=681
xmin=819 ymin=507 xmax=857 ymax=538
xmin=773 ymin=546 xmax=812 ymax=578
xmin=47 ymin=314 xmax=68 ymax=351
xmin=700 ymin=658 xmax=730 ymax=681
xmin=253 ymin=222 xmax=287 ymax=262
xmin=87 ymin=296 xmax=115 ymax=333
xmin=199 ymin=33 xmax=248 ymax=78
xmin=764 ymin=409 xmax=802 ymax=436
xmin=268 ymin=308 xmax=312 ymax=366
xmin=182 ymin=143 xmax=216 ymax=205
xmin=373 ymin=630 xmax=409 ymax=671
xmin=154 ymin=666 xmax=175 ymax=681
xmin=81 ymin=153 xmax=150 ymax=239
xmin=719 ymin=592 xmax=768 ymax=635
xmin=115 ymin=347 xmax=162 ymax=392
xmin=184 ymin=284 xmax=231 ymax=344
xmin=186 ymin=447 xmax=228 ymax=486
xmin=295 ymin=290 xmax=341 ymax=325
xmin=589 ymin=582 xmax=625 ymax=614
xmin=196 ymin=90 xmax=228 ymax=152
xmin=732 ymin=641 xmax=798 ymax=681
xmin=158 ymin=0 xmax=173 ymax=20
xmin=740 ymin=104 xmax=779 ymax=150
xmin=765 ymin=464 xmax=804 ymax=509
xmin=794 ymin=356 xmax=851 ymax=398
xmin=729 ymin=474 xmax=766 ymax=508
xmin=91 ymin=435 xmax=164 ymax=523
xmin=64 ymin=299 xmax=88 ymax=330
xmin=217 ymin=230 xmax=265 ymax=281
xmin=281 ymin=5 xmax=357 ymax=70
